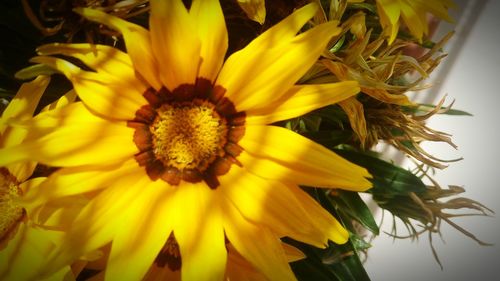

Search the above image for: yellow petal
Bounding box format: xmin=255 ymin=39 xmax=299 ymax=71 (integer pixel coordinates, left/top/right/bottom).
xmin=17 ymin=177 xmax=45 ymax=196
xmin=2 ymin=124 xmax=36 ymax=181
xmin=0 ymin=76 xmax=49 ymax=129
xmin=282 ymin=243 xmax=305 ymax=262
xmin=240 ymin=3 xmax=318 ymax=51
xmin=171 ymin=182 xmax=227 ymax=281
xmin=237 ymin=0 xmax=266 ymax=24
xmin=218 ymin=16 xmax=341 ymax=112
xmin=246 ymin=81 xmax=360 ymax=125
xmin=220 ymin=167 xmax=337 ymax=247
xmin=223 ymin=203 xmax=297 ymax=281
xmin=225 ymin=244 xmax=267 ymax=281
xmin=74 ymin=7 xmax=162 ymax=90
xmin=239 ymin=125 xmax=372 ymax=191
xmin=150 ymin=0 xmax=201 ymax=90
xmin=17 ymin=102 xmax=95 ymax=132
xmin=386 ymin=22 xmax=399 ymax=44
xmin=0 ymin=110 xmax=137 ymax=167
xmin=0 ymin=223 xmax=66 ymax=280
xmin=339 ymin=97 xmax=368 ymax=147
xmin=41 ymin=89 xmax=77 ymax=112
xmin=41 ymin=171 xmax=148 ymax=277
xmin=377 ymin=0 xmax=401 ymax=25
xmin=41 ymin=267 xmax=74 ymax=281
xmin=37 ymin=43 xmax=137 ymax=80
xmin=0 ymin=76 xmax=48 ymax=182
xmin=189 ymin=0 xmax=228 ymax=81
xmin=400 ymin=2 xmax=425 ymax=41
xmin=2 ymin=120 xmax=37 ymax=181
xmin=105 ymin=180 xmax=174 ymax=281
xmin=0 ymin=76 xmax=50 ymax=157
xmin=376 ymin=0 xmax=400 ymax=43
xmin=287 ymin=182 xmax=349 ymax=244
xmin=31 ymin=56 xmax=146 ymax=120
xmin=22 ymin=159 xmax=140 ymax=212
xmin=5 ymin=162 xmax=36 ymax=184
xmin=34 ymin=194 xmax=89 ymax=231
xmin=7 ymin=88 xmax=78 ymax=182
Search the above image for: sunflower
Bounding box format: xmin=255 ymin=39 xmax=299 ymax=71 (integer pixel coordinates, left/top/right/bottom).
xmin=375 ymin=0 xmax=455 ymax=43
xmin=0 ymin=76 xmax=78 ymax=280
xmin=0 ymin=1 xmax=372 ymax=280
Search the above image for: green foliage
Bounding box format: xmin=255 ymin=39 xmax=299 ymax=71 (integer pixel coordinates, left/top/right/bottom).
xmin=347 ymin=3 xmax=378 ymax=14
xmin=334 ymin=149 xmax=426 ymax=196
xmin=303 ymin=130 xmax=353 ymax=148
xmin=288 ymin=189 xmax=372 ymax=281
xmin=330 ymin=34 xmax=346 ymax=53
xmin=404 ymin=104 xmax=473 ymax=116
xmin=330 ymin=190 xmax=379 ymax=235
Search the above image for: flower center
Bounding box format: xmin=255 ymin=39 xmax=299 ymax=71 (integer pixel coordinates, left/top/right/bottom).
xmin=0 ymin=168 xmax=25 ymax=242
xmin=150 ymin=100 xmax=228 ymax=171
xmin=129 ymin=78 xmax=246 ymax=189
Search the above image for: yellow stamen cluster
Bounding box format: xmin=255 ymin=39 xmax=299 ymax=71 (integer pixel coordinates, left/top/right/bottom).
xmin=150 ymin=100 xmax=228 ymax=171
xmin=0 ymin=169 xmax=23 ymax=240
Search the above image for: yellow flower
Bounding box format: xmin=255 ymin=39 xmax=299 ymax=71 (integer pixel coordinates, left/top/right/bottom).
xmin=376 ymin=0 xmax=455 ymax=43
xmin=0 ymin=76 xmax=77 ymax=280
xmin=1 ymin=1 xmax=371 ymax=280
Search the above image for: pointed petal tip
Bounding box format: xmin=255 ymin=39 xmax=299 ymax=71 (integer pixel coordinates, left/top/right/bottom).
xmin=36 ymin=43 xmax=70 ymax=56
xmin=331 ymin=234 xmax=349 ymax=245
xmin=73 ymin=6 xmax=119 ymax=29
xmin=357 ymin=175 xmax=374 ymax=192
xmin=324 ymin=223 xmax=349 ymax=245
xmin=72 ymin=7 xmax=84 ymax=14
xmin=301 ymin=1 xmax=319 ymax=14
xmin=73 ymin=6 xmax=97 ymax=17
xmin=72 ymin=7 xmax=99 ymax=21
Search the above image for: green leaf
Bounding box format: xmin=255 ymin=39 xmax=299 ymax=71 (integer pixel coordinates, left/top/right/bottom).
xmin=303 ymin=130 xmax=353 ymax=148
xmin=303 ymin=115 xmax=322 ymax=132
xmin=403 ymin=104 xmax=473 ymax=116
xmin=287 ymin=188 xmax=372 ymax=281
xmin=332 ymin=191 xmax=379 ymax=235
xmin=318 ymin=190 xmax=372 ymax=281
xmin=347 ymin=3 xmax=378 ymax=14
xmin=289 ymin=242 xmax=341 ymax=281
xmin=420 ymin=104 xmax=472 ymax=116
xmin=313 ymin=105 xmax=349 ymax=125
xmin=329 ymin=247 xmax=371 ymax=281
xmin=289 ymin=237 xmax=372 ymax=281
xmin=334 ymin=149 xmax=426 ymax=195
xmin=330 ymin=34 xmax=346 ymax=53
xmin=349 ymin=233 xmax=372 ymax=252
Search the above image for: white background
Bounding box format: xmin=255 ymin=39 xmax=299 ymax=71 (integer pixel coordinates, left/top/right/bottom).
xmin=364 ymin=1 xmax=500 ymax=280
